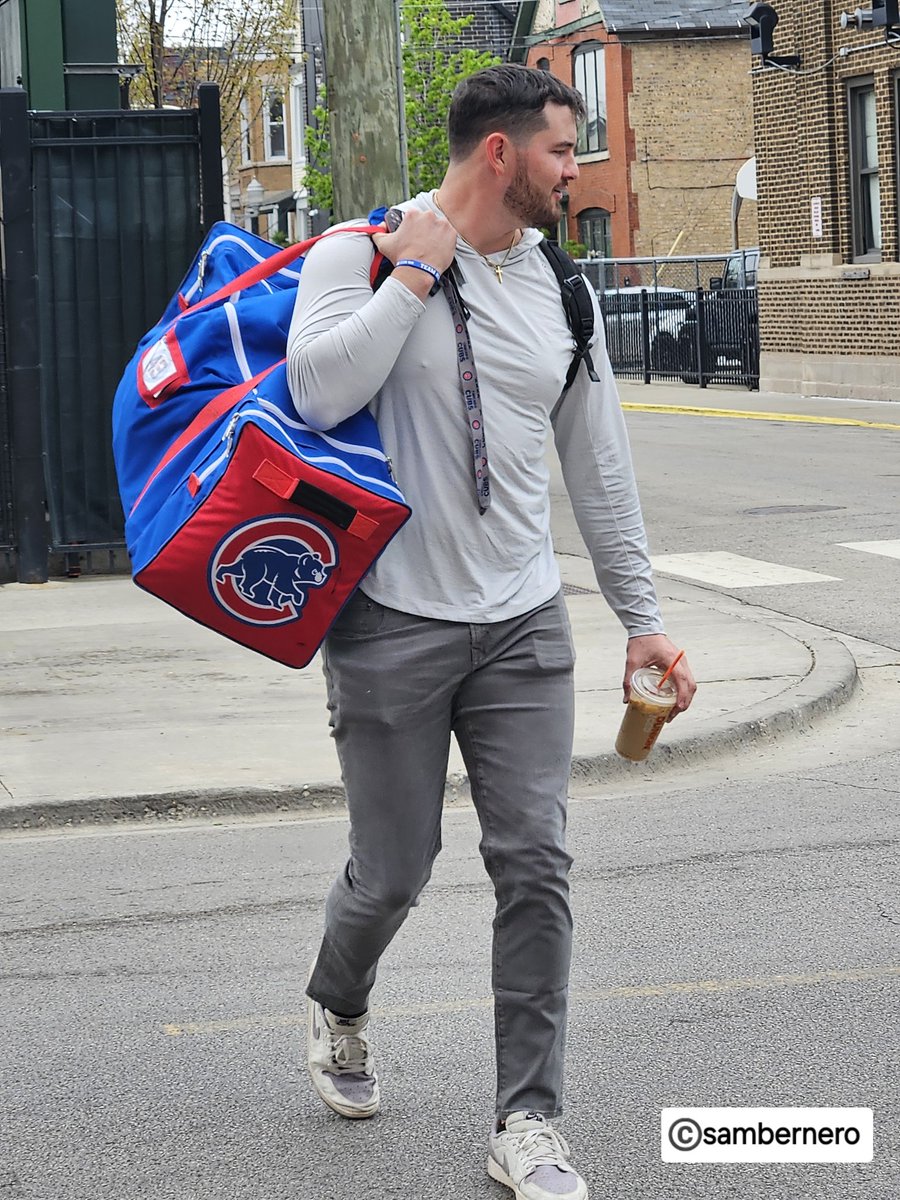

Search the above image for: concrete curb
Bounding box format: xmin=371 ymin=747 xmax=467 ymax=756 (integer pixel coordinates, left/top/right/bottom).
xmin=0 ymin=622 xmax=859 ymax=835
xmin=569 ymin=623 xmax=859 ymax=787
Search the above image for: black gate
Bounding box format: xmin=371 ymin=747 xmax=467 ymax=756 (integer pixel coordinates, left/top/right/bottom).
xmin=599 ymin=286 xmax=759 ymax=390
xmin=0 ymin=85 xmax=223 ymax=580
xmin=0 ymin=272 xmax=13 ymax=550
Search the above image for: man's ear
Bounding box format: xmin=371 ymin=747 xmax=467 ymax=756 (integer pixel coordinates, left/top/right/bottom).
xmin=484 ymin=131 xmax=514 ymax=176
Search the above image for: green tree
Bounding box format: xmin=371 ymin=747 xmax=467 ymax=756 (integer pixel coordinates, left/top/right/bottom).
xmin=304 ymin=0 xmax=500 ymax=205
xmin=401 ymin=0 xmax=500 ymax=192
xmin=304 ymin=85 xmax=333 ymax=215
xmin=116 ymin=0 xmax=294 ymax=169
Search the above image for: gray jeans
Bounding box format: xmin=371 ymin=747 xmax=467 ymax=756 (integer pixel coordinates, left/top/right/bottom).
xmin=307 ymin=589 xmax=576 ymax=1118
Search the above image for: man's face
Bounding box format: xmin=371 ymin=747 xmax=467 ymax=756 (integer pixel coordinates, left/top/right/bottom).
xmin=503 ymin=102 xmax=579 ymax=229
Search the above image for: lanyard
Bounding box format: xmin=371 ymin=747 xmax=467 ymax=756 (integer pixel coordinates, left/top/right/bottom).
xmin=381 ymin=207 xmax=490 ymax=514
xmin=441 ymin=272 xmax=491 ymax=515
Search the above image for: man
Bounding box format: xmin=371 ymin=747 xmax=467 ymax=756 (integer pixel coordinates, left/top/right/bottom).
xmin=287 ymin=63 xmax=695 ymax=1200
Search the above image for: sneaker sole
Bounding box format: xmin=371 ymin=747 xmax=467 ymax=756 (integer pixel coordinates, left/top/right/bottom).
xmin=487 ymin=1154 xmax=588 ymax=1200
xmin=487 ymin=1155 xmax=518 ymax=1194
xmin=313 ymin=1087 xmax=380 ymax=1120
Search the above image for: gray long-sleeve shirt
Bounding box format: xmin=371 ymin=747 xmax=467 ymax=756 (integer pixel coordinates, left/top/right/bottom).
xmin=286 ymin=191 xmax=664 ymax=635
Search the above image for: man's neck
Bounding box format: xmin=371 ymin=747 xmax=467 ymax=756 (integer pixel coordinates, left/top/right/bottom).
xmin=434 ymin=180 xmax=522 ymax=257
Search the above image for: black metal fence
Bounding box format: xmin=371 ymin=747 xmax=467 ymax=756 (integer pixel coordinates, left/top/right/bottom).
xmin=577 ymin=251 xmax=758 ymax=294
xmin=0 ymin=84 xmax=223 ymax=580
xmin=579 ymin=252 xmax=760 ymax=390
xmin=0 ymin=272 xmax=13 ymax=549
xmin=597 ymin=287 xmax=759 ymax=389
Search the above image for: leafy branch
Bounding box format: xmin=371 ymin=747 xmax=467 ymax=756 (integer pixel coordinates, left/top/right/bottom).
xmin=304 ymin=85 xmax=333 ymax=214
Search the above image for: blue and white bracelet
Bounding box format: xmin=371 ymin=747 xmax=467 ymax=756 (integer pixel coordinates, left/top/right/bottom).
xmin=396 ymin=258 xmax=442 ymax=285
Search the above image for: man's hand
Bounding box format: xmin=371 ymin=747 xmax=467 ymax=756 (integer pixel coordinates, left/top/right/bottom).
xmin=623 ymin=634 xmax=696 ymax=720
xmin=372 ymin=208 xmax=458 ymax=276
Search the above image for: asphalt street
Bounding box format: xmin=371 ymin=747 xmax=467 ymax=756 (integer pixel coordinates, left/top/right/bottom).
xmin=554 ymin=384 xmax=900 ymax=650
xmin=1 ymin=735 xmax=898 ymax=1200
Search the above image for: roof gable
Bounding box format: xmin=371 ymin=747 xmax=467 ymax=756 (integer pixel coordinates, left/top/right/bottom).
xmin=598 ymin=0 xmax=749 ymax=32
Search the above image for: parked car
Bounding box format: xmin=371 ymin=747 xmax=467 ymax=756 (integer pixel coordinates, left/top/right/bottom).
xmin=600 ymin=285 xmax=697 ymax=373
xmin=676 ymin=248 xmax=759 ymax=383
xmin=713 ymin=246 xmax=759 ymax=291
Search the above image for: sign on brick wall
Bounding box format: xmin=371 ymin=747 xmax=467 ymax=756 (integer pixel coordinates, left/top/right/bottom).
xmin=811 ymin=196 xmax=823 ymax=239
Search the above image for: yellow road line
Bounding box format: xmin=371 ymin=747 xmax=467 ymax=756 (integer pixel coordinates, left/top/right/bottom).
xmin=162 ymin=963 xmax=900 ymax=1036
xmin=621 ymin=402 xmax=900 ymax=431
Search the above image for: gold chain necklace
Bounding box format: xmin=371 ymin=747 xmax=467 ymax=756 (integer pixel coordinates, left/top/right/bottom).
xmin=478 ymin=233 xmax=518 ymax=284
xmin=434 ymin=193 xmax=519 ymax=284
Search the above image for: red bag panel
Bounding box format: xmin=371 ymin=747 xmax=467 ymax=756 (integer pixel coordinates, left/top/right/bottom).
xmin=135 ymin=423 xmax=408 ymax=668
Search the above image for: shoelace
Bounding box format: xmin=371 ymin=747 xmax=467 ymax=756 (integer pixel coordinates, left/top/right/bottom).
xmin=330 ymin=1028 xmax=370 ymax=1073
xmin=507 ymin=1125 xmax=572 ymax=1173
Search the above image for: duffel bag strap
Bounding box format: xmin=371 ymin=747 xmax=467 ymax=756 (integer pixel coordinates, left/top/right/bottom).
xmin=129 ymin=360 xmax=283 ymax=516
xmin=185 ymin=224 xmax=388 ymax=318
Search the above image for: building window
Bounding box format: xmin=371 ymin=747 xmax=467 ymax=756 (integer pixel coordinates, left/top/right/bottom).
xmin=264 ymin=89 xmax=287 ymax=161
xmin=578 ymin=208 xmax=612 ymax=258
xmin=240 ymin=99 xmax=252 ymax=165
xmin=573 ymin=44 xmax=607 ymax=156
xmin=848 ymin=80 xmax=881 ymax=260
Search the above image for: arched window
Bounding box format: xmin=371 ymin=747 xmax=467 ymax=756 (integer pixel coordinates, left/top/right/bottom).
xmin=573 ymin=44 xmax=607 ymax=156
xmin=578 ymin=208 xmax=612 ymax=258
xmin=537 ymin=57 xmax=550 ymax=71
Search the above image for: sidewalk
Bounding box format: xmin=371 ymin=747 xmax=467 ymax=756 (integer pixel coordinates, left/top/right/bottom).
xmin=0 ymin=549 xmax=858 ymax=831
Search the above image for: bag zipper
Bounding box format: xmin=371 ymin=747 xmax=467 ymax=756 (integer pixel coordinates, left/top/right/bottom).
xmin=191 ymin=405 xmax=405 ymax=500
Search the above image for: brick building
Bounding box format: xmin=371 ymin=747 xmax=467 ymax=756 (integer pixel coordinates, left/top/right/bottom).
xmin=751 ymin=1 xmax=900 ymax=399
xmin=512 ymin=0 xmax=757 ymax=258
xmin=234 ymin=71 xmax=297 ymax=240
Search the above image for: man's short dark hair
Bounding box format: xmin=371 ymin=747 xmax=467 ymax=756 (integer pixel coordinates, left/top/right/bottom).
xmin=448 ymin=64 xmax=586 ymax=161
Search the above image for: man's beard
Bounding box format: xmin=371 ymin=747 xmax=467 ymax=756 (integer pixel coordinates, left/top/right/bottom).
xmin=503 ymin=159 xmax=564 ymax=229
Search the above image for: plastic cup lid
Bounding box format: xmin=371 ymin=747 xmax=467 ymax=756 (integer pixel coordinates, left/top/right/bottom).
xmin=631 ymin=666 xmax=677 ymax=704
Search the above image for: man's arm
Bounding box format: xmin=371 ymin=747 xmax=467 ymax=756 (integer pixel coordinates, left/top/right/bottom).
xmin=286 ymin=210 xmax=456 ymax=431
xmin=551 ymin=329 xmax=662 ymax=636
xmin=551 ymin=310 xmax=695 ymax=715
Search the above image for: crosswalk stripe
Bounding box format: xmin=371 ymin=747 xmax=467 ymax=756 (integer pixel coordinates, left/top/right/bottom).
xmin=651 ymin=551 xmax=840 ymax=588
xmin=838 ymin=539 xmax=900 ymax=561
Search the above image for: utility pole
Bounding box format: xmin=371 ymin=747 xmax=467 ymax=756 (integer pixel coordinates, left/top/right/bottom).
xmin=323 ymin=0 xmax=406 ymax=221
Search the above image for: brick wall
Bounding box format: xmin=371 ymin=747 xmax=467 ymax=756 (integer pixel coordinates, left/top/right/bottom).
xmin=528 ymin=29 xmax=638 ymax=256
xmin=628 ymin=37 xmax=757 ymax=256
xmin=446 ymin=2 xmax=518 ymax=57
xmin=752 ymin=0 xmax=900 ymax=390
xmin=762 ymin=275 xmax=900 ymax=353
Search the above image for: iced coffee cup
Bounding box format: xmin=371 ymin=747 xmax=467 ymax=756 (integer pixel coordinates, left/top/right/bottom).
xmin=615 ymin=665 xmax=678 ymax=762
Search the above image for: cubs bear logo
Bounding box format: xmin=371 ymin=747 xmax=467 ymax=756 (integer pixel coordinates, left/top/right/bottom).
xmin=209 ymin=515 xmax=338 ymax=626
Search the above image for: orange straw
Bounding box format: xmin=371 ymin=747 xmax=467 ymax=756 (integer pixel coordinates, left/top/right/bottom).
xmin=657 ymin=649 xmax=684 ymax=691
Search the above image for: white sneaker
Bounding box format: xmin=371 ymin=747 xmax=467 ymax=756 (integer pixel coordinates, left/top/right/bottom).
xmin=488 ymin=1111 xmax=588 ymax=1200
xmin=306 ymin=992 xmax=380 ymax=1119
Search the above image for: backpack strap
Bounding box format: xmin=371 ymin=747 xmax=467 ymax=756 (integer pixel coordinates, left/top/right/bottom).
xmin=537 ymin=239 xmax=600 ymax=394
xmin=371 ymin=251 xmax=394 ymax=293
